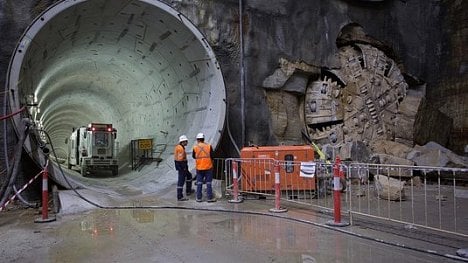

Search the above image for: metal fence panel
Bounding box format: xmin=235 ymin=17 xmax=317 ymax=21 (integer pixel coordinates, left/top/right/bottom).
xmin=347 ymin=163 xmax=468 ymax=237
xmin=222 ymin=157 xmax=468 ymax=237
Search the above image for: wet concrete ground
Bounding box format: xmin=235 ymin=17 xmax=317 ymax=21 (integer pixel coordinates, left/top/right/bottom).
xmin=1 ymin=190 xmax=467 ymax=263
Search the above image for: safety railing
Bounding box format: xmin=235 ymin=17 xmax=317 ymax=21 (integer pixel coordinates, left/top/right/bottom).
xmin=223 ymin=158 xmax=347 ymax=213
xmin=347 ymin=163 xmax=468 ymax=237
xmin=223 ymin=157 xmax=468 ymax=237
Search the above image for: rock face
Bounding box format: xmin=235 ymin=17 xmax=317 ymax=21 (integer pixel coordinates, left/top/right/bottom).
xmin=0 ymin=0 xmax=467 ymax=164
xmin=170 ymin=0 xmax=468 ymax=154
xmin=260 ymin=23 xmax=439 ymax=166
xmin=413 ymin=98 xmax=454 ymax=148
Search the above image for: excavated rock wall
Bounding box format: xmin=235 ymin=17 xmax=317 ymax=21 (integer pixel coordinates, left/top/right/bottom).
xmin=173 ymin=0 xmax=466 ymax=156
xmin=0 ymin=0 xmax=467 ymax=163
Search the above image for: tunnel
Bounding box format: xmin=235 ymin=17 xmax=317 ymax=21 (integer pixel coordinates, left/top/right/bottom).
xmin=5 ymin=0 xmax=226 ymax=194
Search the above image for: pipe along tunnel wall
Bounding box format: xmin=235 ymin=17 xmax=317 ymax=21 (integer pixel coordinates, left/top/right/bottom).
xmin=5 ymin=0 xmax=226 ymax=194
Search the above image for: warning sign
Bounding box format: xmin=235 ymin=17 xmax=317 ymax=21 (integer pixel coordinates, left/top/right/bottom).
xmin=138 ymin=139 xmax=153 ymax=150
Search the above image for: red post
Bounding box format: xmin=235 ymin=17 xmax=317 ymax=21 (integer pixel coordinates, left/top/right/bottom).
xmin=35 ymin=161 xmax=56 ymax=223
xmin=229 ymin=160 xmax=243 ymax=203
xmin=41 ymin=168 xmax=49 ymax=219
xmin=333 ymin=157 xmax=342 ymax=223
xmin=269 ymin=161 xmax=287 ymax=213
xmin=326 ymin=156 xmax=348 ymax=226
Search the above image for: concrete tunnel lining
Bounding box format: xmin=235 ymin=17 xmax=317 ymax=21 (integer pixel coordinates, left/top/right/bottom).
xmin=6 ymin=0 xmax=226 ymax=194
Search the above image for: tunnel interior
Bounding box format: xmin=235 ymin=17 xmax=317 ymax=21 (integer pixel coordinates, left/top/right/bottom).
xmin=6 ymin=0 xmax=226 ymax=190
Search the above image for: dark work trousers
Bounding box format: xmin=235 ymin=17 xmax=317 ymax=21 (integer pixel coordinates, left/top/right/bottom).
xmin=176 ymin=162 xmax=193 ymax=199
xmin=196 ymin=169 xmax=213 ymax=200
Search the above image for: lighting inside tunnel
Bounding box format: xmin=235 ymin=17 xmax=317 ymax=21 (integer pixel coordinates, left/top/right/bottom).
xmin=6 ymin=0 xmax=226 ymax=182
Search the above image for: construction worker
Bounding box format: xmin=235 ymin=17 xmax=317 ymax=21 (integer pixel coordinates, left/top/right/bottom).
xmin=192 ymin=132 xmax=216 ymax=202
xmin=174 ymin=135 xmax=193 ymax=201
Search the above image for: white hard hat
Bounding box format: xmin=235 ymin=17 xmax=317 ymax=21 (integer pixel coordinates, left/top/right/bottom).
xmin=196 ymin=133 xmax=205 ymax=139
xmin=179 ymin=135 xmax=188 ymax=142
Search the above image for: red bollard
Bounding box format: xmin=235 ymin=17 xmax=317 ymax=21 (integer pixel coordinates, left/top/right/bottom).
xmin=35 ymin=164 xmax=56 ymax=223
xmin=269 ymin=161 xmax=287 ymax=213
xmin=326 ymin=156 xmax=348 ymax=227
xmin=229 ymin=161 xmax=243 ymax=203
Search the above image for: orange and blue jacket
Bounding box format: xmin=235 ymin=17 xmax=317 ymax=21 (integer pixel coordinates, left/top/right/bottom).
xmin=174 ymin=144 xmax=187 ymax=171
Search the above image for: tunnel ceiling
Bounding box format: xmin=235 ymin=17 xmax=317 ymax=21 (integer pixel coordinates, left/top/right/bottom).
xmin=7 ymin=0 xmax=226 ymax=173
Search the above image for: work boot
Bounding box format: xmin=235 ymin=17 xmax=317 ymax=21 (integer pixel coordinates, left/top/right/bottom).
xmin=196 ymin=198 xmax=202 ymax=202
xmin=207 ymin=198 xmax=217 ymax=203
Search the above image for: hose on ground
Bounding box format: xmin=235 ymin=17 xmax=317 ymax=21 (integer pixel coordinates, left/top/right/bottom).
xmin=0 ymin=122 xmax=29 ymax=206
xmin=13 ymin=185 xmax=38 ymax=208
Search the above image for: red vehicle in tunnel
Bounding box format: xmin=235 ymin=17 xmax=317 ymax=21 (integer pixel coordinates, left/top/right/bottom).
xmin=67 ymin=123 xmax=119 ymax=177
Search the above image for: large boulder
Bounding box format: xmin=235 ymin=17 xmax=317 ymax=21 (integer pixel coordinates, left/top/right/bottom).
xmin=408 ymin=141 xmax=468 ymax=168
xmin=369 ymin=140 xmax=413 ymax=159
xmin=370 ymin=154 xmax=414 ymax=177
xmin=374 ymin=174 xmax=405 ymax=201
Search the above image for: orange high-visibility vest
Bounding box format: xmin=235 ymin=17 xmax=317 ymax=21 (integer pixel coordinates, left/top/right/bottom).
xmin=193 ymin=142 xmax=213 ymax=170
xmin=174 ymin=144 xmax=186 ymax=161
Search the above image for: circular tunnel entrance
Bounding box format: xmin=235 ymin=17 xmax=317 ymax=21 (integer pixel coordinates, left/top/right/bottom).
xmin=6 ymin=0 xmax=226 ymax=193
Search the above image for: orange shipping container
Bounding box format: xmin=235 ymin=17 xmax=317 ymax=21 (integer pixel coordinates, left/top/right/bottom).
xmin=240 ymin=145 xmax=316 ymax=192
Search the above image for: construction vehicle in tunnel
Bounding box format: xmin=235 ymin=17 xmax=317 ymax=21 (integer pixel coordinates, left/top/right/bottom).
xmin=67 ymin=123 xmax=119 ymax=177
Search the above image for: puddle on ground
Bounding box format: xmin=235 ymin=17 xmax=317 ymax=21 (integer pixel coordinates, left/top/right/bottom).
xmin=40 ymin=208 xmax=456 ymax=263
